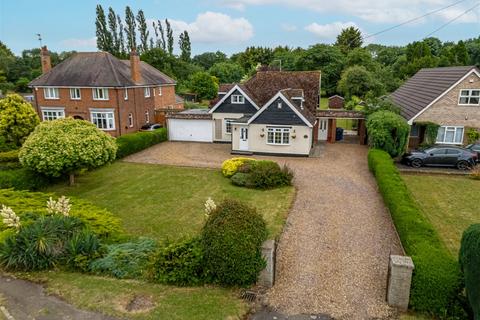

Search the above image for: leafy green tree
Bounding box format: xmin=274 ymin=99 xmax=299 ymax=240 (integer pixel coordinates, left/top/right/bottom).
xmin=271 ymin=46 xmax=303 ymax=71
xmin=465 ymin=37 xmax=480 ymax=65
xmin=345 ymin=48 xmax=375 ymax=70
xmin=117 ymin=15 xmax=126 ymax=56
xmin=296 ymin=44 xmax=345 ymax=95
xmin=449 ymin=41 xmax=469 ymax=66
xmin=192 ymin=51 xmax=227 ymax=70
xmin=14 ymin=77 xmax=30 ymax=92
xmin=178 ymin=31 xmax=191 ymax=61
xmin=165 ymin=19 xmax=174 ymax=55
xmin=0 ymin=94 xmax=39 ymax=147
xmin=136 ymin=9 xmax=149 ymax=53
xmin=19 ymin=118 xmax=117 ymax=185
xmin=366 ymin=110 xmax=410 ymax=157
xmin=234 ymin=46 xmax=274 ymax=73
xmin=188 ymin=72 xmax=218 ymax=100
xmin=335 ymin=26 xmax=363 ymax=54
xmin=95 ymin=5 xmax=113 ymax=52
xmin=108 ymin=7 xmax=120 ymax=56
xmin=209 ymin=62 xmax=244 ymax=83
xmin=423 ymin=37 xmax=443 ymax=56
xmin=337 ymin=65 xmax=384 ymax=99
xmin=152 ymin=20 xmax=166 ymax=50
xmin=124 ymin=6 xmax=137 ymax=51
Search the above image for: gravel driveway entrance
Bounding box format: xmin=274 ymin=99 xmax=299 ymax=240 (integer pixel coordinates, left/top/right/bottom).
xmin=125 ymin=142 xmax=402 ymax=319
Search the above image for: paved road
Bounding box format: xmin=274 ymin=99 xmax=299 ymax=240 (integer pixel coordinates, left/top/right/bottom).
xmin=126 ymin=142 xmax=403 ymax=319
xmin=0 ymin=275 xmax=115 ymax=320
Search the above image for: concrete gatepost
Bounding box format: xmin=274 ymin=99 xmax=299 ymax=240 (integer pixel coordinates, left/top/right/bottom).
xmin=258 ymin=240 xmax=275 ymax=287
xmin=387 ymin=255 xmax=415 ymax=310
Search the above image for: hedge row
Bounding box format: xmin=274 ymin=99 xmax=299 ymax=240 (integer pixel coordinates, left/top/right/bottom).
xmin=116 ymin=128 xmax=167 ymax=159
xmin=0 ymin=168 xmax=52 ymax=190
xmin=368 ymin=149 xmax=464 ymax=317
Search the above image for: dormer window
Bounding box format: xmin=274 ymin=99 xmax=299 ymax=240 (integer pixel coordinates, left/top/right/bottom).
xmin=459 ymin=89 xmax=480 ymax=105
xmin=231 ymin=94 xmax=244 ymax=104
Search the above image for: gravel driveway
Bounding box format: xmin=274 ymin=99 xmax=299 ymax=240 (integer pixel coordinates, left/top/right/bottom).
xmin=125 ymin=142 xmax=402 ymax=319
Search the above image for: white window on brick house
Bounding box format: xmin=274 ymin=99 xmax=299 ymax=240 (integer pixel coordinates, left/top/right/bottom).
xmin=90 ymin=109 xmax=115 ymax=130
xmin=128 ymin=113 xmax=134 ymax=127
xmin=144 ymin=87 xmax=151 ymax=98
xmin=436 ymin=126 xmax=464 ymax=144
xmin=231 ymin=95 xmax=244 ymax=104
xmin=124 ymin=88 xmax=128 ymax=100
xmin=267 ymin=127 xmax=290 ymax=145
xmin=69 ymin=88 xmax=81 ymax=100
xmin=158 ymin=87 xmax=162 ymax=96
xmin=459 ymin=89 xmax=480 ymax=105
xmin=145 ymin=110 xmax=150 ymax=123
xmin=92 ymin=88 xmax=109 ymax=100
xmin=44 ymin=87 xmax=59 ymax=99
xmin=41 ymin=107 xmax=65 ymax=121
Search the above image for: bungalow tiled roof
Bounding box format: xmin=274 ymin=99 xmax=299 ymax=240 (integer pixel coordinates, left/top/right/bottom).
xmin=29 ymin=52 xmax=176 ymax=87
xmin=280 ymin=89 xmax=316 ymax=126
xmin=390 ymin=66 xmax=479 ymax=121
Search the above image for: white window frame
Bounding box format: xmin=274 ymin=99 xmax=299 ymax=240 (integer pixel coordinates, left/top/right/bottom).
xmin=90 ymin=109 xmax=115 ymax=131
xmin=124 ymin=88 xmax=128 ymax=100
xmin=267 ymin=127 xmax=291 ymax=145
xmin=231 ymin=94 xmax=245 ymax=104
xmin=41 ymin=107 xmax=65 ymax=121
xmin=436 ymin=126 xmax=464 ymax=145
xmin=158 ymin=86 xmax=162 ymax=96
xmin=43 ymin=87 xmax=59 ymax=100
xmin=92 ymin=88 xmax=109 ymax=101
xmin=225 ymin=119 xmax=233 ymax=134
xmin=144 ymin=87 xmax=151 ymax=98
xmin=69 ymin=88 xmax=81 ymax=100
xmin=145 ymin=110 xmax=150 ymax=123
xmin=458 ymin=89 xmax=480 ymax=106
xmin=128 ymin=113 xmax=134 ymax=127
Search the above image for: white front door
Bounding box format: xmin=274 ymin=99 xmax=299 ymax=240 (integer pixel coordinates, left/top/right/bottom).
xmin=318 ymin=119 xmax=328 ymax=141
xmin=239 ymin=126 xmax=249 ymax=151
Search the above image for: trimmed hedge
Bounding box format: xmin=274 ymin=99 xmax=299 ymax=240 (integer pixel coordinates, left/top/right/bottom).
xmin=116 ymin=128 xmax=167 ymax=159
xmin=459 ymin=224 xmax=480 ymax=319
xmin=368 ymin=149 xmax=464 ymax=317
xmin=0 ymin=168 xmax=52 ymax=190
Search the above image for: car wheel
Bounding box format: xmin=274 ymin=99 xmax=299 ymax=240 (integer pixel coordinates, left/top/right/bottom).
xmin=457 ymin=161 xmax=471 ymax=170
xmin=411 ymin=158 xmax=423 ymax=168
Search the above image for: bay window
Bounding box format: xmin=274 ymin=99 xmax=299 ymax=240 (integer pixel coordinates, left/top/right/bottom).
xmin=267 ymin=127 xmax=290 ymax=145
xmin=436 ymin=126 xmax=464 ymax=144
xmin=41 ymin=107 xmax=65 ymax=121
xmin=90 ymin=109 xmax=115 ymax=130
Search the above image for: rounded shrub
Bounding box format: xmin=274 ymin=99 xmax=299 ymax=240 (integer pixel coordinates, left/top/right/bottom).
xmin=248 ymin=161 xmax=293 ymax=189
xmin=366 ymin=110 xmax=410 ymax=157
xmin=221 ymin=157 xmax=254 ymax=177
xmin=460 ymin=224 xmax=480 ymax=319
xmin=201 ymin=199 xmax=267 ymax=286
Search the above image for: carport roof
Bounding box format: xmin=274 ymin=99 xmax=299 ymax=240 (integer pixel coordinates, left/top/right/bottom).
xmin=166 ymin=109 xmax=212 ymax=120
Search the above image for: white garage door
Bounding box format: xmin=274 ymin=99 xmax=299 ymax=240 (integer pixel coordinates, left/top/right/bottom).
xmin=168 ymin=119 xmax=213 ymax=142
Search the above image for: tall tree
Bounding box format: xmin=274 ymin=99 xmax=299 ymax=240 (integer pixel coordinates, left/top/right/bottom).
xmin=335 ymin=26 xmax=363 ymax=54
xmin=136 ymin=9 xmax=149 ymax=53
xmin=95 ymin=5 xmax=113 ymax=52
xmin=449 ymin=40 xmax=469 ymax=66
xmin=179 ymin=31 xmax=191 ymax=61
xmin=124 ymin=6 xmax=137 ymax=51
xmin=158 ymin=20 xmax=166 ymax=51
xmin=107 ymin=7 xmax=120 ymax=55
xmin=165 ymin=19 xmax=174 ymax=55
xmin=117 ymin=15 xmax=126 ymax=56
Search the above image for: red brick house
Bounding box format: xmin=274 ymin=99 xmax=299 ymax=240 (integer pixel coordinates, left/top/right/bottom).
xmin=29 ymin=46 xmax=183 ymax=137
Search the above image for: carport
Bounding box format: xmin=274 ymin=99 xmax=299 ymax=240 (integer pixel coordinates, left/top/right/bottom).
xmin=315 ymin=109 xmax=367 ymax=145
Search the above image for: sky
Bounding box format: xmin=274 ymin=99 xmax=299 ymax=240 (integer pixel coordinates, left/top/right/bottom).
xmin=1 ymin=0 xmax=479 ymax=56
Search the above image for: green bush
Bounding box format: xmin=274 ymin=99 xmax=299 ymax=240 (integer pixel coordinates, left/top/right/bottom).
xmin=0 ymin=150 xmax=19 ymax=163
xmin=90 ymin=238 xmax=157 ymax=279
xmin=116 ymin=128 xmax=167 ymax=159
xmin=368 ymin=149 xmax=464 ymax=317
xmin=150 ymin=237 xmax=204 ymax=286
xmin=221 ymin=157 xmax=254 ymax=177
xmin=0 ymin=136 xmax=17 ymax=152
xmin=0 ymin=215 xmax=100 ymax=271
xmin=201 ymin=199 xmax=267 ymax=286
xmin=231 ymin=172 xmax=252 ymax=187
xmin=247 ymin=161 xmax=293 ymax=189
xmin=0 ymin=189 xmax=122 ymax=238
xmin=460 ymin=224 xmax=480 ymax=319
xmin=366 ymin=110 xmax=410 ymax=157
xmin=65 ymin=230 xmax=102 ymax=271
xmin=0 ymin=168 xmax=52 ymax=190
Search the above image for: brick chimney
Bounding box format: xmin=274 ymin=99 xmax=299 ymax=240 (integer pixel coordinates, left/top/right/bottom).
xmin=40 ymin=46 xmax=52 ymax=74
xmin=130 ymin=48 xmax=141 ymax=83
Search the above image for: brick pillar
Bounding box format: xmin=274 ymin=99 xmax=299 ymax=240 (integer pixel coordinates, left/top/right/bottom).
xmin=387 ymin=255 xmax=415 ymax=310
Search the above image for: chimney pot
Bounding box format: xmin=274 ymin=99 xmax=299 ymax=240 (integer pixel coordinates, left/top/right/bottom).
xmin=40 ymin=45 xmax=52 ymax=74
xmin=130 ymin=49 xmax=142 ymax=83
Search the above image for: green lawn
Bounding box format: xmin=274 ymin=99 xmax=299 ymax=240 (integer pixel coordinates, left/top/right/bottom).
xmin=402 ymin=174 xmax=480 ymax=255
xmin=20 ymin=271 xmax=247 ymax=320
xmin=46 ymin=161 xmax=295 ymax=241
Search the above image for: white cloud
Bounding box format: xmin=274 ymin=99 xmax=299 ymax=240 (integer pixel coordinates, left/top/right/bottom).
xmin=281 ymin=23 xmax=298 ymax=32
xmin=219 ymin=0 xmax=480 ymax=24
xmin=164 ymin=11 xmax=253 ymax=44
xmin=61 ymin=37 xmax=96 ymax=48
xmin=434 ymin=7 xmax=479 ymax=23
xmin=305 ymin=21 xmax=358 ymax=41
